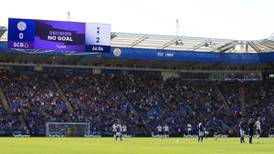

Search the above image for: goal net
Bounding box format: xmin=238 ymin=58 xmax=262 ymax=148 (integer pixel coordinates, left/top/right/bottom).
xmin=46 ymin=122 xmax=90 ymax=137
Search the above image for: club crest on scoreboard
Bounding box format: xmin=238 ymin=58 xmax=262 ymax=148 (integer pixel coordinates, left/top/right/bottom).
xmin=17 ymin=21 xmax=27 ymax=31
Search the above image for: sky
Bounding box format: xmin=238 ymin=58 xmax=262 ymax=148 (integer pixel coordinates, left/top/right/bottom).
xmin=1 ymin=0 xmax=274 ymax=40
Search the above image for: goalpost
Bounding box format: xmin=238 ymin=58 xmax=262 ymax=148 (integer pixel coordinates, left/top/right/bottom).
xmin=46 ymin=122 xmax=90 ymax=137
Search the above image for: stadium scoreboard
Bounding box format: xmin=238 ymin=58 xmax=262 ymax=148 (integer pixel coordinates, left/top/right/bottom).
xmin=8 ymin=18 xmax=111 ymax=52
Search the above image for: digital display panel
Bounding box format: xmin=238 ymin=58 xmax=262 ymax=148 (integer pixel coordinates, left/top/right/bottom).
xmin=8 ymin=18 xmax=111 ymax=52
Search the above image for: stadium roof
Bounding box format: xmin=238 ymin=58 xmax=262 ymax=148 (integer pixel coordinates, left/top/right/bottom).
xmin=1 ymin=26 xmax=274 ymax=53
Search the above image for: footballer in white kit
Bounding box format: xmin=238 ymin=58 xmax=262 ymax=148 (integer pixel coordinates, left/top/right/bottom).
xmin=156 ymin=125 xmax=162 ymax=137
xmin=122 ymin=124 xmax=127 ymax=138
xmin=255 ymin=118 xmax=261 ymax=143
xmin=115 ymin=123 xmax=123 ymax=141
xmin=163 ymin=124 xmax=170 ymax=137
xmin=112 ymin=123 xmax=117 ymax=139
xmin=187 ymin=123 xmax=192 ymax=135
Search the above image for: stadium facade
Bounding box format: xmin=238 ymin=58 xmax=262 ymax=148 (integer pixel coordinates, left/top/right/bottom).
xmin=1 ymin=26 xmax=274 ymax=73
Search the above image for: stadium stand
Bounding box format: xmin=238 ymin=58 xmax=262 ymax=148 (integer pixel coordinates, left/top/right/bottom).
xmin=0 ymin=68 xmax=273 ymax=137
xmin=0 ymin=22 xmax=274 ymax=137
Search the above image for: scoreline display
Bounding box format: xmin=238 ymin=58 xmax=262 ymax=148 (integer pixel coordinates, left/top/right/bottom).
xmin=8 ymin=18 xmax=111 ymax=52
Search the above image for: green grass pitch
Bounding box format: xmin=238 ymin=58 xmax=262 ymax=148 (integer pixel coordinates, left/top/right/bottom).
xmin=0 ymin=137 xmax=273 ymax=154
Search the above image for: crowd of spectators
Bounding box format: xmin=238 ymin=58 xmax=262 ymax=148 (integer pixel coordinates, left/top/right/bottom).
xmin=0 ymin=99 xmax=25 ymax=135
xmin=0 ymin=70 xmax=68 ymax=135
xmin=0 ymin=69 xmax=273 ymax=136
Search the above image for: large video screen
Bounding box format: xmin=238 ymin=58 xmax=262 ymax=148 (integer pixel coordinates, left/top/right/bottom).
xmin=8 ymin=18 xmax=111 ymax=52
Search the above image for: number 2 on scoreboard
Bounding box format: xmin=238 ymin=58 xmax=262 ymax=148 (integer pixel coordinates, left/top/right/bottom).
xmin=96 ymin=37 xmax=100 ymax=43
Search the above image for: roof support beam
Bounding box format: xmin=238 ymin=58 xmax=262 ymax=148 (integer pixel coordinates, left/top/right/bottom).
xmin=192 ymin=40 xmax=216 ymax=51
xmin=0 ymin=29 xmax=7 ymax=39
xmin=160 ymin=38 xmax=178 ymax=49
xmin=247 ymin=41 xmax=262 ymax=53
xmin=192 ymin=41 xmax=206 ymax=51
xmin=260 ymin=40 xmax=274 ymax=50
xmin=129 ymin=35 xmax=148 ymax=47
xmin=256 ymin=42 xmax=274 ymax=51
xmin=217 ymin=42 xmax=237 ymax=53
